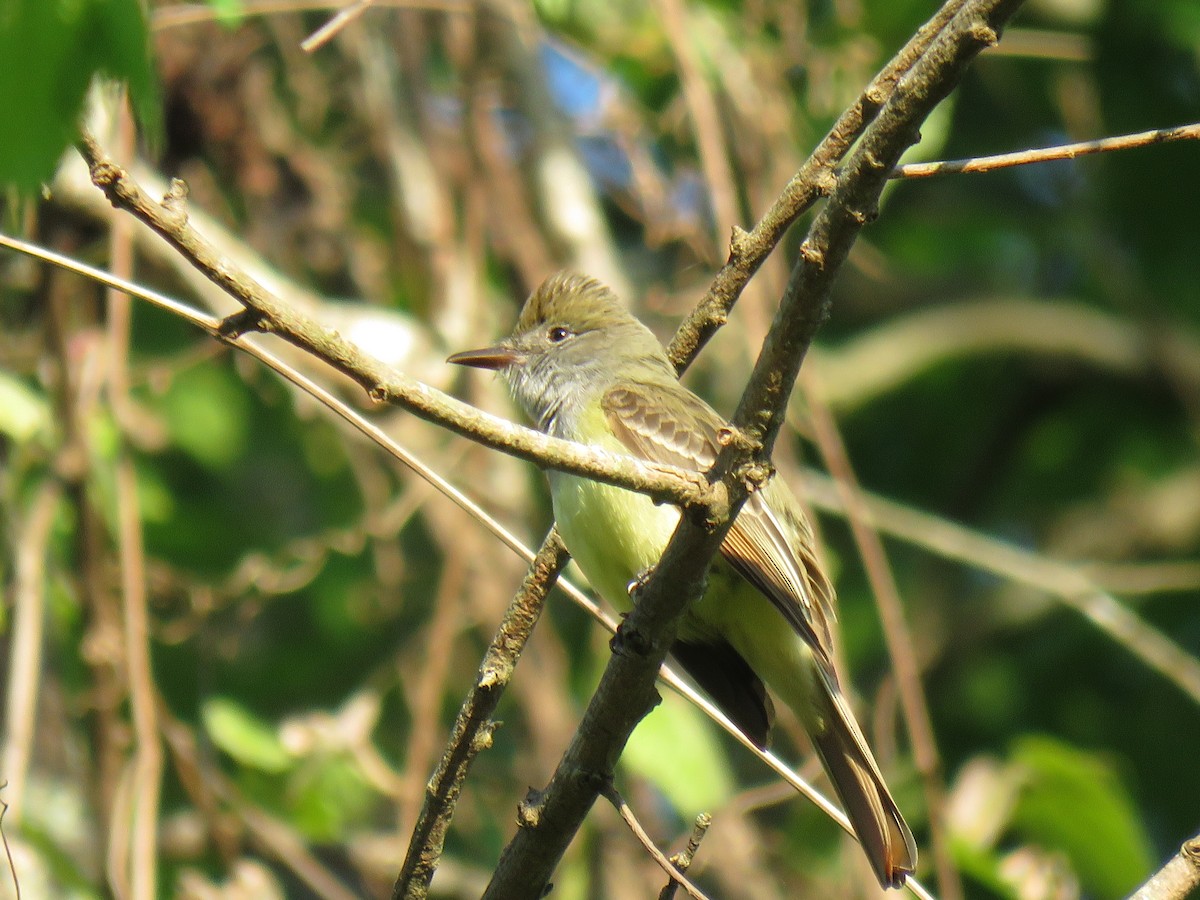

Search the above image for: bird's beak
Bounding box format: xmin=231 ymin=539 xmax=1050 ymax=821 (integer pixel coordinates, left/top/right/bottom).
xmin=446 ymin=343 xmax=522 ymax=371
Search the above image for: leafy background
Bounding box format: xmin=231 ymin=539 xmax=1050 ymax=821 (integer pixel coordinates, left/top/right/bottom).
xmin=0 ymin=0 xmax=1198 ymax=897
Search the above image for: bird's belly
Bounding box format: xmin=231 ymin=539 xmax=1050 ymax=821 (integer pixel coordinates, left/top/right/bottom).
xmin=550 ymin=473 xmax=811 ymax=700
xmin=550 ymin=472 xmax=680 ymax=614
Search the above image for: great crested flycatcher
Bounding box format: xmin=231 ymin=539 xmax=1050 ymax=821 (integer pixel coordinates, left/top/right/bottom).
xmin=448 ymin=272 xmax=916 ymax=888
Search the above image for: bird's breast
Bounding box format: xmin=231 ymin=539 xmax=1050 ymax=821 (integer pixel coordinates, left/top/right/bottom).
xmin=549 ymin=470 xmax=681 ymax=614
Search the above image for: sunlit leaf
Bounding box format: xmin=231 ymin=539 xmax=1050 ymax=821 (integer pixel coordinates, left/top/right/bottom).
xmin=622 ymin=691 xmax=734 ymax=813
xmin=202 ymin=697 xmax=292 ymax=773
xmin=1010 ymin=735 xmax=1154 ymax=899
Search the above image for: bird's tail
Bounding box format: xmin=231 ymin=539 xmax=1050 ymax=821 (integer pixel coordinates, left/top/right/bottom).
xmin=806 ymin=666 xmax=917 ymax=889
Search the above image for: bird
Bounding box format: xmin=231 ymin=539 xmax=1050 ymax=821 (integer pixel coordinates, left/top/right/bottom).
xmin=448 ymin=271 xmax=916 ymax=888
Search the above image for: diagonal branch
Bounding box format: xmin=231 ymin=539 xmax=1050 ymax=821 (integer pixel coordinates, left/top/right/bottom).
xmin=75 ymin=134 xmax=713 ymax=512
xmin=666 ymin=0 xmax=971 ymax=372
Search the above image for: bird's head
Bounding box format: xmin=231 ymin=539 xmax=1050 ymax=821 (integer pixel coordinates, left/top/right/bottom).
xmin=448 ymin=272 xmax=673 ymax=430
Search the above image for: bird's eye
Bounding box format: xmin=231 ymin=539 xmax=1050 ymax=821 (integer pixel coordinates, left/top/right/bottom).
xmin=547 ymin=326 xmax=573 ymax=343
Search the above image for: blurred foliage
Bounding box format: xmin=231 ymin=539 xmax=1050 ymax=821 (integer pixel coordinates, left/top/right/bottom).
xmin=1 ymin=0 xmax=1198 ymax=898
xmin=0 ymin=0 xmax=160 ymax=192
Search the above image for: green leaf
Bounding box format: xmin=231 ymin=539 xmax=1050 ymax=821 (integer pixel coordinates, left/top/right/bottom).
xmin=202 ymin=697 xmax=292 ymax=773
xmin=1010 ymin=735 xmax=1154 ymax=899
xmin=622 ymin=690 xmax=734 ymax=813
xmin=288 ymin=755 xmax=374 ymax=840
xmin=0 ymin=0 xmax=161 ymax=192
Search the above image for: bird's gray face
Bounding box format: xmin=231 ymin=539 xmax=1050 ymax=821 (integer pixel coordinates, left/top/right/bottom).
xmin=447 ymin=272 xmax=676 ymax=433
xmin=448 ymin=317 xmax=630 ymax=432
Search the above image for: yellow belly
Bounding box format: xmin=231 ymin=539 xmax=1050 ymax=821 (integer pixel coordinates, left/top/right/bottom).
xmin=549 ymin=470 xmax=814 ymax=714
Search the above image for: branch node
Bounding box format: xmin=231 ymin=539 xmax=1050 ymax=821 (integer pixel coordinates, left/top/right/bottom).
xmin=517 ymin=788 xmax=547 ymax=828
xmin=479 ymin=661 xmax=508 ymax=688
xmin=217 ymin=309 xmax=272 ymax=341
xmin=471 ymin=722 xmax=497 ymax=753
xmin=728 ymin=225 xmax=752 ymax=260
xmin=160 ymin=179 xmax=190 ymax=229
xmin=862 ymin=85 xmax=887 ymax=111
xmin=969 ymin=21 xmax=1000 ymax=46
xmin=848 ymin=205 xmax=877 ymax=226
xmin=739 ymin=460 xmax=775 ymax=493
xmin=715 ymin=425 xmax=758 ymax=454
xmin=798 ymin=239 xmax=825 ymax=267
xmin=610 ymin=619 xmax=653 ymax=658
xmin=863 ymin=149 xmax=889 ymax=172
xmin=1184 ymin=836 xmax=1200 ymax=863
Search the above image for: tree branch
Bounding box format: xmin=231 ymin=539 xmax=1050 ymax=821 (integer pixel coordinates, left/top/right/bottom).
xmin=392 ymin=532 xmax=570 ymax=898
xmin=1129 ymin=833 xmax=1200 ymax=900
xmin=599 ymin=783 xmax=713 ymax=900
xmin=73 ymin=134 xmax=714 ymax=513
xmin=666 ymin=0 xmax=971 ymax=371
xmin=893 ymin=121 xmax=1200 ymax=179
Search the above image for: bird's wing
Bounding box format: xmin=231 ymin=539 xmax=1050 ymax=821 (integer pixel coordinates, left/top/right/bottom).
xmin=602 ymin=382 xmax=836 ymax=669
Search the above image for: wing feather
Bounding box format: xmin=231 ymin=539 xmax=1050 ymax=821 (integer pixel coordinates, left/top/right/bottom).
xmin=602 ymin=382 xmax=836 ymax=668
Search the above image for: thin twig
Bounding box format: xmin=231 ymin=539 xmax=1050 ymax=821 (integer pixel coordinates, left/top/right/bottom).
xmin=893 ymin=122 xmax=1200 ymax=179
xmin=392 ymin=531 xmax=570 ymax=899
xmin=0 ymin=791 xmax=20 ymax=900
xmin=657 ymin=813 xmax=712 ymax=900
xmin=151 ymin=0 xmax=466 ymax=31
xmin=301 ymin=0 xmax=377 ymax=52
xmin=107 ymin=102 xmax=162 ymax=900
xmin=598 ymin=783 xmax=712 ymax=900
xmin=1 ymin=480 xmax=63 ymax=822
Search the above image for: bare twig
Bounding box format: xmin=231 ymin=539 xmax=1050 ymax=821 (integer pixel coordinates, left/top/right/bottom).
xmin=894 ymin=122 xmax=1200 ymax=179
xmin=392 ymin=532 xmax=571 ymax=899
xmin=0 ymin=791 xmax=20 ymax=900
xmin=300 ymin=0 xmax=377 ymax=52
xmin=598 ymin=783 xmax=712 ymax=900
xmin=151 ymin=0 xmax=466 ymax=31
xmin=1129 ymin=833 xmax=1200 ymax=900
xmin=106 ymin=103 xmax=162 ymax=900
xmin=657 ymin=813 xmax=712 ymax=900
